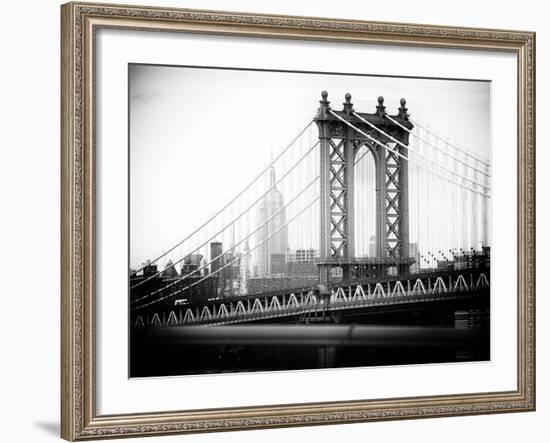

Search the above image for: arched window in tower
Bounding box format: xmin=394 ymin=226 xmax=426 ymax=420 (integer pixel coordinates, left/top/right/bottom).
xmin=255 ymin=166 xmax=288 ymax=277
xmin=354 ymin=145 xmax=377 ymax=258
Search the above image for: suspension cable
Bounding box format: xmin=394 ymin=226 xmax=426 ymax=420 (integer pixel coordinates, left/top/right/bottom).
xmin=131 ymin=196 xmax=320 ymax=311
xmin=131 ymin=141 xmax=319 ymax=289
xmin=354 ymin=147 xmax=372 ymax=166
xmin=353 ymin=112 xmax=489 ymax=191
xmin=131 ymin=176 xmax=320 ymax=305
xmin=130 ymin=119 xmax=314 ymax=275
xmin=385 ymin=114 xmax=490 ymax=177
xmin=409 ymin=116 xmax=490 ymax=167
xmin=329 ymin=110 xmax=489 ymax=198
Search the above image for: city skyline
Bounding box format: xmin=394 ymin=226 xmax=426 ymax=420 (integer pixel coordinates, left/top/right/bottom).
xmin=255 ymin=166 xmax=288 ymax=277
xmin=129 ymin=64 xmax=492 ymax=377
xmin=129 ymin=64 xmax=490 ymax=269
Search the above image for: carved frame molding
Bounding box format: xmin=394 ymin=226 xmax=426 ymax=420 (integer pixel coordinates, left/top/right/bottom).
xmin=61 ymin=2 xmax=535 ymax=440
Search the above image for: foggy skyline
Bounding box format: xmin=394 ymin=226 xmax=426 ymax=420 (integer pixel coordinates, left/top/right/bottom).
xmin=129 ymin=64 xmax=491 ymax=269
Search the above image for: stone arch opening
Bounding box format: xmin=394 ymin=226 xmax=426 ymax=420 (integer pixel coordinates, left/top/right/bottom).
xmin=353 ymin=144 xmax=377 ymax=258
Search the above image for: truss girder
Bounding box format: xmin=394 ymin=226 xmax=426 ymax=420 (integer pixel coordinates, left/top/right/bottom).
xmin=385 ymin=145 xmax=403 ymax=260
xmin=328 ymin=139 xmax=349 ymax=258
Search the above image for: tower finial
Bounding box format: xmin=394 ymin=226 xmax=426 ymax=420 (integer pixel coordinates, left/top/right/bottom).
xmin=269 ymin=165 xmax=276 ymax=187
xmin=316 ymin=90 xmax=331 ymax=120
xmin=343 ymin=92 xmax=354 ymax=116
xmin=376 ymin=96 xmax=386 ymax=117
xmin=398 ymin=98 xmax=408 ymax=119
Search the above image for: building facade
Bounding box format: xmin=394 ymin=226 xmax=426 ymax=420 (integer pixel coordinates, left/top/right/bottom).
xmin=255 ymin=167 xmax=288 ymax=277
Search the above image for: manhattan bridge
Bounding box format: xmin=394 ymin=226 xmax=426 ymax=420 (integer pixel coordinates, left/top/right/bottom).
xmin=130 ymin=92 xmax=490 ymax=360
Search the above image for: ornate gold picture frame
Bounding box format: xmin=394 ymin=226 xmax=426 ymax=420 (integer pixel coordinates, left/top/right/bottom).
xmin=61 ymin=2 xmax=535 ymax=440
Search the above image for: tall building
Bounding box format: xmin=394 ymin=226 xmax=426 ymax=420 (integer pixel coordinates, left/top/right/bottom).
xmin=210 ymin=242 xmax=223 ymax=274
xmin=239 ymin=240 xmax=251 ymax=295
xmin=255 ymin=167 xmax=288 ymax=277
xmin=287 ymin=248 xmax=318 ymax=263
xmin=162 ymin=259 xmax=179 ymax=278
xmin=219 ymin=248 xmax=245 ymax=296
xmin=408 ymin=242 xmax=421 ymax=272
xmin=180 ymin=254 xmax=202 ymax=276
xmin=368 ymin=235 xmax=376 ymax=258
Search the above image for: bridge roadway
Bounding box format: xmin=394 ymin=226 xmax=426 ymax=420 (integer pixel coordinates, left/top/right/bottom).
xmin=133 ymin=267 xmax=490 ymax=328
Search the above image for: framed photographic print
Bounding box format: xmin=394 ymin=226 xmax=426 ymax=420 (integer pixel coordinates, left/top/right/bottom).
xmin=61 ymin=2 xmax=536 ymax=440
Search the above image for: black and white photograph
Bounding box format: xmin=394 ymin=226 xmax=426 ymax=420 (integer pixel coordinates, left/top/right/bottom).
xmin=129 ymin=65 xmax=491 ymax=378
xmin=1 ymin=0 xmax=545 ymax=441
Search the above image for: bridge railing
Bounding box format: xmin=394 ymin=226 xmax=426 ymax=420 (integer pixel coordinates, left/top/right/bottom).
xmin=133 ymin=271 xmax=489 ymax=328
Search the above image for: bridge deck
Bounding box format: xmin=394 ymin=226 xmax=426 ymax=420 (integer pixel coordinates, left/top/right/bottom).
xmin=133 ymin=269 xmax=489 ymax=328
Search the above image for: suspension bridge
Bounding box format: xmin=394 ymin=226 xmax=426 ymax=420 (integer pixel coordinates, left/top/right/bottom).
xmin=130 ymin=91 xmax=490 ymax=329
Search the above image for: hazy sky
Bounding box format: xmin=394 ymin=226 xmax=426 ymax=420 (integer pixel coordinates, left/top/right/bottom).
xmin=129 ymin=64 xmax=490 ymax=268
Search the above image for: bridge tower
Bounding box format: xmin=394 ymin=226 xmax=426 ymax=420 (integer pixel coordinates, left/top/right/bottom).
xmin=315 ymin=91 xmax=414 ymax=284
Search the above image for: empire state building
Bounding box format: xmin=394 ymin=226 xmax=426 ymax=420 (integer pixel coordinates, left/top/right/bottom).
xmin=255 ymin=166 xmax=288 ymax=276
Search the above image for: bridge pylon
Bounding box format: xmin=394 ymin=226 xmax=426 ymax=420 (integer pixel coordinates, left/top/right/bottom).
xmin=315 ymin=91 xmax=415 ymax=284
